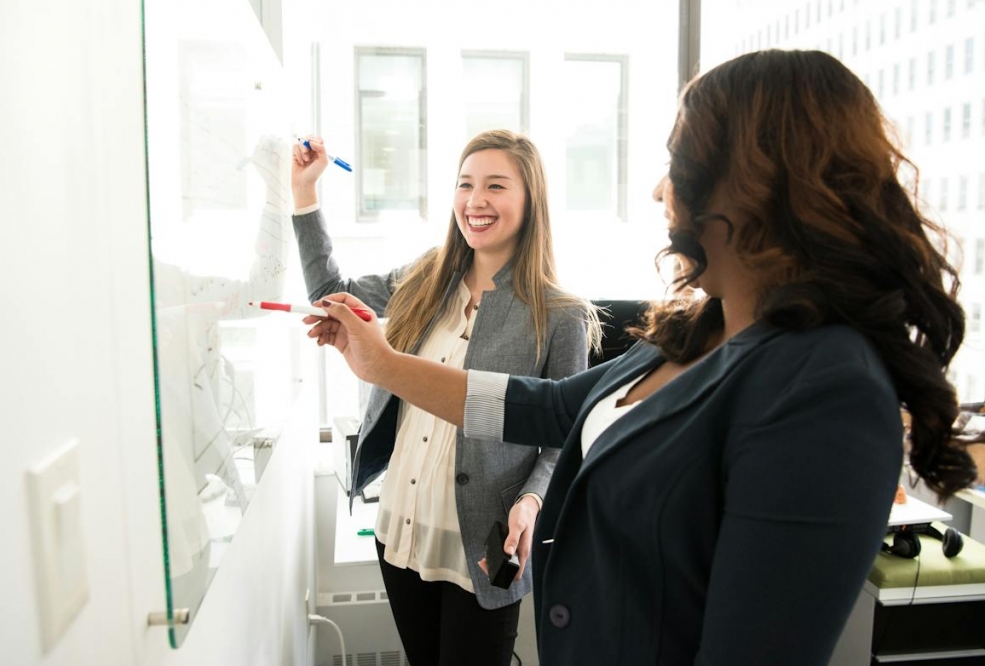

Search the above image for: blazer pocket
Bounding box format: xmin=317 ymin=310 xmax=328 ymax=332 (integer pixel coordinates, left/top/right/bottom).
xmin=499 ymin=479 xmax=527 ymax=515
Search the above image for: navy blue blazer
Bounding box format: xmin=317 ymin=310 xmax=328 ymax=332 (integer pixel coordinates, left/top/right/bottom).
xmin=490 ymin=321 xmax=902 ymax=665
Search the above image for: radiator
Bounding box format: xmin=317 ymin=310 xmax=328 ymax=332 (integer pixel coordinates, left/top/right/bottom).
xmin=315 ymin=590 xmax=408 ymax=666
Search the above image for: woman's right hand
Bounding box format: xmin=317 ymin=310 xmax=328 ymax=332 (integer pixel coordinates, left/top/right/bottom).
xmin=291 ymin=136 xmax=329 ymax=209
xmin=303 ymin=292 xmax=392 ymax=385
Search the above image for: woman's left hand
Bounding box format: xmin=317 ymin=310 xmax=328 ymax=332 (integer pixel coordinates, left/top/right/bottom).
xmin=478 ymin=494 xmax=540 ymax=583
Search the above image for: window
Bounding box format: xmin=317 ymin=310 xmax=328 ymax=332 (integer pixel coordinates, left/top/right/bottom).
xmin=976 ymin=239 xmax=985 ymax=274
xmin=948 ymin=0 xmax=957 ymax=17
xmin=852 ymin=26 xmax=858 ymax=55
xmin=355 ymin=48 xmax=427 ymax=220
xmin=877 ymin=69 xmax=884 ymax=97
xmin=966 ymin=37 xmax=975 ymax=74
xmin=895 ymin=7 xmax=902 ymax=39
xmin=926 ymin=111 xmax=934 ymax=144
xmin=971 ymin=303 xmax=982 ymax=334
xmin=958 ymin=176 xmax=967 ymax=210
xmin=563 ymin=55 xmax=628 ymax=222
xmin=940 ymin=177 xmax=949 ymax=210
xmin=979 ymin=173 xmax=985 ymax=209
xmin=893 ymin=63 xmax=900 ymax=95
xmin=945 ymin=44 xmax=954 ymax=79
xmin=880 ymin=14 xmax=886 ymax=45
xmin=930 ymin=0 xmax=938 ymax=24
xmin=963 ymin=102 xmax=972 ymax=138
xmin=943 ymin=107 xmax=952 ymax=141
xmin=908 ymin=57 xmax=916 ymax=90
xmin=865 ymin=20 xmax=871 ymax=50
xmin=461 ymin=52 xmax=529 ymax=140
xmin=927 ymin=50 xmax=936 ymax=85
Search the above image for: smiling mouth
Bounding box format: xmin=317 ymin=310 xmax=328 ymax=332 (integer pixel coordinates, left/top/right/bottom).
xmin=468 ymin=216 xmax=497 ymax=228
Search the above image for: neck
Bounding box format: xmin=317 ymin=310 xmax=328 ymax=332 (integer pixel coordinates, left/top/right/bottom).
xmin=720 ymin=292 xmax=758 ymax=341
xmin=468 ymin=250 xmax=511 ymax=289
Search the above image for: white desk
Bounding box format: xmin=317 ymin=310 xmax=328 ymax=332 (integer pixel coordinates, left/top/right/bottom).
xmin=334 ymin=484 xmax=380 ymax=565
xmin=887 ymin=495 xmax=952 ymax=527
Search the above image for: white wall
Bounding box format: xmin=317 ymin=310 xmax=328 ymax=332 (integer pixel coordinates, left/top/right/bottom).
xmin=0 ymin=0 xmax=321 ymax=664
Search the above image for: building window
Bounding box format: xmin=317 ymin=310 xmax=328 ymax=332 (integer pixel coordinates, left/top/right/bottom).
xmin=947 ymin=0 xmax=956 ymax=17
xmin=877 ymin=69 xmax=885 ymax=97
xmin=971 ymin=303 xmax=982 ymax=334
xmin=926 ymin=111 xmax=934 ymax=144
xmin=461 ymin=52 xmax=529 ymax=140
xmin=893 ymin=63 xmax=900 ymax=95
xmin=911 ymin=0 xmax=919 ymax=31
xmin=958 ymin=176 xmax=968 ymax=210
xmin=355 ymin=48 xmax=427 ymax=220
xmin=880 ymin=14 xmax=886 ymax=44
xmin=930 ymin=0 xmax=938 ymax=24
xmin=852 ymin=26 xmax=858 ymax=55
xmin=976 ymin=238 xmax=985 ymax=274
xmin=806 ymin=2 xmax=811 ymax=28
xmin=963 ymin=102 xmax=972 ymax=138
xmin=941 ymin=177 xmax=949 ymax=210
xmin=907 ymin=116 xmax=915 ymax=146
xmin=865 ymin=20 xmax=871 ymax=50
xmin=966 ymin=37 xmax=975 ymax=74
xmin=927 ymin=50 xmax=936 ymax=85
xmin=894 ymin=7 xmax=902 ymax=38
xmin=945 ymin=44 xmax=954 ymax=79
xmin=924 ymin=180 xmax=933 ymax=208
xmin=563 ymin=55 xmax=628 ymax=221
xmin=944 ymin=107 xmax=952 ymax=141
xmin=979 ymin=173 xmax=985 ymax=209
xmin=908 ymin=57 xmax=916 ymax=90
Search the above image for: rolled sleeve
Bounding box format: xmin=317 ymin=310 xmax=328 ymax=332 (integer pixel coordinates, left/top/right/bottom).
xmin=464 ymin=369 xmax=510 ymax=440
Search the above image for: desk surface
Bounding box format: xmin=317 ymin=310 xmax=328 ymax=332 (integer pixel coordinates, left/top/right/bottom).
xmin=334 ymin=484 xmax=380 ymax=566
xmin=887 ymin=495 xmax=951 ymax=527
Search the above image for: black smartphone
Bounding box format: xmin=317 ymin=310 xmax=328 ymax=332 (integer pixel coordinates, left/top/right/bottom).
xmin=485 ymin=520 xmax=520 ymax=589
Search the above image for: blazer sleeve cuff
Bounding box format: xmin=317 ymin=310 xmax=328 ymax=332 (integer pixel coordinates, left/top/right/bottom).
xmin=464 ymin=369 xmax=509 ymax=440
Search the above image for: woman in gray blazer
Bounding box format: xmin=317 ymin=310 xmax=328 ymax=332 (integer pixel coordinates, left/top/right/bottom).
xmin=291 ymin=129 xmax=599 ymax=666
xmin=306 ymin=51 xmax=976 ymax=665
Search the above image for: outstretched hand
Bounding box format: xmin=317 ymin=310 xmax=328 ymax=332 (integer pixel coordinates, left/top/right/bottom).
xmin=302 ymin=293 xmax=392 ymax=385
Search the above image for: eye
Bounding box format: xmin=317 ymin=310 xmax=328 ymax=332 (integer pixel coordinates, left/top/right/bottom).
xmin=457 ymin=182 xmax=473 ymax=190
xmin=489 ymin=183 xmax=505 ymax=190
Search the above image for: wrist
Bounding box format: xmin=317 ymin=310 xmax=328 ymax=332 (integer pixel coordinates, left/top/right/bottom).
xmin=292 ymin=185 xmax=318 ymax=210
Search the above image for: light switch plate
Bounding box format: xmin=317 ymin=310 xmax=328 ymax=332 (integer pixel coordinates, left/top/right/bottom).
xmin=26 ymin=438 xmax=89 ymax=653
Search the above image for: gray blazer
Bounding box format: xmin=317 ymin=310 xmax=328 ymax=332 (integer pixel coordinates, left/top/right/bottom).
xmin=293 ymin=210 xmax=589 ymax=608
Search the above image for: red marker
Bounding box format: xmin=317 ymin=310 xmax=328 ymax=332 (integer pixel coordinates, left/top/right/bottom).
xmin=250 ymin=300 xmax=373 ymax=322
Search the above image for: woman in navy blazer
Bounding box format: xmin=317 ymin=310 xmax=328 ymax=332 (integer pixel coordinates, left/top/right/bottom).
xmin=307 ymin=50 xmax=976 ymax=665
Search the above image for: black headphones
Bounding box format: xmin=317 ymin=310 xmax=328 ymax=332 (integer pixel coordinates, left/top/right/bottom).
xmin=881 ymin=525 xmax=964 ymax=559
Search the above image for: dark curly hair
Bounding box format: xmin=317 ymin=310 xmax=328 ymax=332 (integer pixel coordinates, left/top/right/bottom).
xmin=633 ymin=49 xmax=974 ymax=499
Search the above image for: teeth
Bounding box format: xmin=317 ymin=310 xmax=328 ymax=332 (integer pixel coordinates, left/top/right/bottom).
xmin=469 ymin=217 xmax=496 ymax=227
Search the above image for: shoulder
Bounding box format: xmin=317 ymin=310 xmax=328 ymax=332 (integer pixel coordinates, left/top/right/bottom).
xmin=763 ymin=324 xmax=886 ymax=374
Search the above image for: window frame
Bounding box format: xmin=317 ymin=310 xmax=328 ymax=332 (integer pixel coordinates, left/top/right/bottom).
xmin=353 ymin=46 xmax=428 ymax=223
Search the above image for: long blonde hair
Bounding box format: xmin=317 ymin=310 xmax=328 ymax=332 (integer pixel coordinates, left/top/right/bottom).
xmin=384 ymin=129 xmax=600 ymax=358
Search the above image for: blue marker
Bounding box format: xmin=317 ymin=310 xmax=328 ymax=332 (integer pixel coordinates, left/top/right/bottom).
xmin=300 ymin=138 xmax=352 ymax=172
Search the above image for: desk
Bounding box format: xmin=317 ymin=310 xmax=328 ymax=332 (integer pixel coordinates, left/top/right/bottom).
xmin=333 ymin=484 xmax=379 ymax=565
xmin=957 ymin=487 xmax=985 ymax=543
xmin=887 ymin=494 xmax=951 ymax=527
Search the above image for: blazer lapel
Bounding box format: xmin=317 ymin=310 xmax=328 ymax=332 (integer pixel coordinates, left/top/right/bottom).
xmin=578 ymin=320 xmax=782 ymax=475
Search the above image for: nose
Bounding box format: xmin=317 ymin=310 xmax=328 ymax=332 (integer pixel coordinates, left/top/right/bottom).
xmin=652 ymin=175 xmax=669 ymax=203
xmin=467 ymin=188 xmax=487 ymax=209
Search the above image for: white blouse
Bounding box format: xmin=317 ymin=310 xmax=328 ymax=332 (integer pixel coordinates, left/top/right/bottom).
xmin=579 ymin=372 xmax=648 ymax=457
xmin=375 ymin=280 xmax=477 ymax=591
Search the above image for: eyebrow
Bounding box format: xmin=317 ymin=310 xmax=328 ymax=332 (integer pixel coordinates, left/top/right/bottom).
xmin=458 ymin=174 xmax=513 ymax=181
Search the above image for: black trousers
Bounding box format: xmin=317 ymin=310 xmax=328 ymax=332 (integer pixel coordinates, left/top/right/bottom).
xmin=376 ymin=539 xmax=521 ymax=666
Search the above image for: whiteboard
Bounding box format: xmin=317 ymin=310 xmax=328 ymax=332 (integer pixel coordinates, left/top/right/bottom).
xmin=143 ymin=0 xmax=300 ymax=647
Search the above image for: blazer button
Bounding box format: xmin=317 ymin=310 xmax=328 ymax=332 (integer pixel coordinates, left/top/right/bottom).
xmin=456 ymin=473 xmax=469 ymax=485
xmin=548 ymin=604 xmax=570 ymax=628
